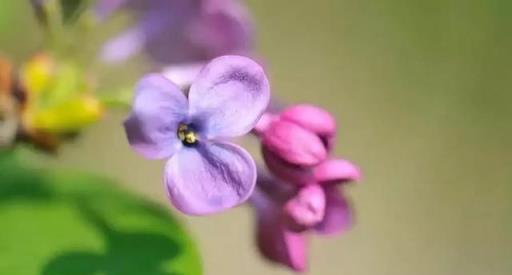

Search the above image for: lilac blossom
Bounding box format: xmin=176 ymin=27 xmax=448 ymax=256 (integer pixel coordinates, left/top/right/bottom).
xmin=251 ymin=104 xmax=361 ymax=271
xmin=255 ymin=104 xmax=336 ymax=165
xmin=251 ymin=164 xmax=359 ymax=272
xmin=254 ymin=104 xmax=361 ymax=185
xmin=124 ymin=55 xmax=270 ymax=215
xmin=99 ymin=0 xmax=253 ymax=66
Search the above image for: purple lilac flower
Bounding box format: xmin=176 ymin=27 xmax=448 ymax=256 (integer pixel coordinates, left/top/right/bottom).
xmin=124 ymin=55 xmax=270 ymax=215
xmin=251 ymin=165 xmax=359 ymax=272
xmin=99 ymin=0 xmax=253 ymax=66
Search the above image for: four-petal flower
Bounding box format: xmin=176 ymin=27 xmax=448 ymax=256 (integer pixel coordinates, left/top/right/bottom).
xmin=124 ymin=55 xmax=270 ymax=215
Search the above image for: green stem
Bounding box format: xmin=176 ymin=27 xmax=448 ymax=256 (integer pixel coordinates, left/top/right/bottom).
xmin=42 ymin=0 xmax=65 ymax=53
xmin=98 ymin=91 xmax=132 ymax=110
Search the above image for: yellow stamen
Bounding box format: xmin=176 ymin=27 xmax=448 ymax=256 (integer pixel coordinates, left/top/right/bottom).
xmin=178 ymin=124 xmax=198 ymax=145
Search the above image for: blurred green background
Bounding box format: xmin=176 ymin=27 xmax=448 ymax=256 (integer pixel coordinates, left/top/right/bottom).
xmin=1 ymin=0 xmax=511 ymax=274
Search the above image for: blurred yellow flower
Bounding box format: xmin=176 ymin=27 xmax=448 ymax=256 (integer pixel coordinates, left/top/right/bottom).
xmin=20 ymin=53 xmax=103 ymax=135
xmin=21 ymin=53 xmax=54 ymax=96
xmin=29 ymin=95 xmax=103 ymax=133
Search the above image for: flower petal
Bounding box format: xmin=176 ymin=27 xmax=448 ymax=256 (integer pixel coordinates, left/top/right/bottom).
xmin=143 ymin=13 xmax=202 ymax=64
xmin=188 ymin=0 xmax=253 ymax=58
xmin=314 ymin=158 xmax=362 ymax=184
xmin=124 ymin=74 xmax=188 ymax=159
xmin=188 ymin=55 xmax=270 ymax=138
xmin=252 ymin=190 xmax=308 ymax=272
xmin=100 ymin=26 xmax=145 ymax=63
xmin=262 ymin=119 xmax=327 ymax=166
xmin=162 ymin=62 xmax=204 ymax=90
xmin=280 ymin=104 xmax=337 ymax=150
xmin=314 ymin=186 xmax=352 ymax=235
xmin=165 ymin=141 xmax=256 ymax=215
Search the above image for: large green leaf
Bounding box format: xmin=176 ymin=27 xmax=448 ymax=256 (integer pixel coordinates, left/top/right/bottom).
xmin=0 ymin=153 xmax=202 ymax=275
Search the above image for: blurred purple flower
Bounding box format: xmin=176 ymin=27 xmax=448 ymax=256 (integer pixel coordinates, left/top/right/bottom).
xmin=252 ymin=189 xmax=308 ymax=272
xmin=99 ymin=0 xmax=253 ymax=66
xmin=251 ymin=164 xmax=359 ymax=272
xmin=124 ymin=55 xmax=270 ymax=215
xmin=250 ymin=170 xmax=307 ymax=272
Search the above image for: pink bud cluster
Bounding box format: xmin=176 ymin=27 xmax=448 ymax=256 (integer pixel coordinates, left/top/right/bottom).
xmin=251 ymin=104 xmax=361 ymax=272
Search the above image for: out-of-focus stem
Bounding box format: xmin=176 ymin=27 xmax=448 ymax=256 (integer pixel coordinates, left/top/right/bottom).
xmin=42 ymin=0 xmax=65 ymax=53
xmin=98 ymin=89 xmax=132 ymax=110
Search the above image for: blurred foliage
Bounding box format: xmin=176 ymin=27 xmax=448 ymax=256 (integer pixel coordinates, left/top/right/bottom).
xmin=0 ymin=1 xmax=145 ymax=92
xmin=0 ymin=1 xmax=140 ymax=150
xmin=59 ymin=0 xmax=89 ymax=24
xmin=0 ymin=152 xmax=202 ymax=275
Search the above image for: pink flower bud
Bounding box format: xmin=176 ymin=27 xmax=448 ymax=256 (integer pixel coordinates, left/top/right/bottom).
xmin=282 ymin=184 xmax=326 ymax=232
xmin=262 ymin=119 xmax=327 ymax=166
xmin=262 ymin=148 xmax=314 ymax=185
xmin=280 ymin=104 xmax=336 ymax=150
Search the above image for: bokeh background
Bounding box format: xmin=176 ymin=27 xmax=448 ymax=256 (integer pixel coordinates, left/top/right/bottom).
xmin=1 ymin=1 xmax=511 ymax=274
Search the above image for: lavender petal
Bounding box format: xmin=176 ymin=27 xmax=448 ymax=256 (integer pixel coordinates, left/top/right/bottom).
xmin=165 ymin=141 xmax=256 ymax=215
xmin=188 ymin=55 xmax=270 ymax=138
xmin=124 ymin=74 xmax=188 ymax=159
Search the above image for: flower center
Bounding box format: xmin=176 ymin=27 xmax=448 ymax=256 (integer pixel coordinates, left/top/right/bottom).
xmin=177 ymin=123 xmax=198 ymax=146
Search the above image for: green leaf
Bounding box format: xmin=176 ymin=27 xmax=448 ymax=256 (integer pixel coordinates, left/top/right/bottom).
xmin=0 ymin=153 xmax=202 ymax=275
